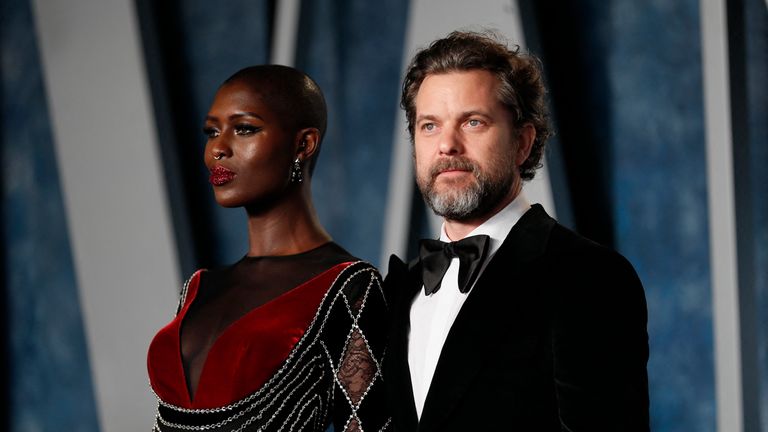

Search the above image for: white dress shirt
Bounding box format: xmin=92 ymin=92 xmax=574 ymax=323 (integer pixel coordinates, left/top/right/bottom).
xmin=408 ymin=193 xmax=531 ymax=419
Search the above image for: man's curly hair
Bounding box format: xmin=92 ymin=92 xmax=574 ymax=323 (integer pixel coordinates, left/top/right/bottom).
xmin=401 ymin=30 xmax=552 ymax=181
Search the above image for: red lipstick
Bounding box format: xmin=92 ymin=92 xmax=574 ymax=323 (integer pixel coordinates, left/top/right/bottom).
xmin=209 ymin=165 xmax=236 ymax=186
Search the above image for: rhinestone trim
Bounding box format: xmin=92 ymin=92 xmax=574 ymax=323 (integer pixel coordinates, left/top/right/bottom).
xmin=150 ymin=261 xmax=391 ymax=432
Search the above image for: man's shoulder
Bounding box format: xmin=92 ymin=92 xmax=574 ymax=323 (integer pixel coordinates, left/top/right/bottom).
xmin=507 ymin=204 xmax=627 ymax=266
xmin=384 ymin=253 xmax=414 ymax=278
xmin=382 ymin=254 xmax=418 ymax=302
xmin=540 ymin=221 xmax=644 ymax=296
xmin=547 ymin=221 xmax=627 ymax=262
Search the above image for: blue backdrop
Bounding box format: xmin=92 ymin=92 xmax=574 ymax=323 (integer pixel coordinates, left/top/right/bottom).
xmin=1 ymin=0 xmax=99 ymax=430
xmin=1 ymin=0 xmax=766 ymax=430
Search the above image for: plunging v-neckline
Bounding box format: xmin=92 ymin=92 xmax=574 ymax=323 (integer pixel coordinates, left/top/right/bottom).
xmin=174 ymin=262 xmax=351 ymax=406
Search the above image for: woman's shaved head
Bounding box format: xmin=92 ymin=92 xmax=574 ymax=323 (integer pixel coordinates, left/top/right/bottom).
xmin=222 ymin=65 xmax=327 ymax=172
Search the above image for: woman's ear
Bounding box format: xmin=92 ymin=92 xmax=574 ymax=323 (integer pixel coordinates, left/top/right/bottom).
xmin=295 ymin=128 xmax=320 ymax=160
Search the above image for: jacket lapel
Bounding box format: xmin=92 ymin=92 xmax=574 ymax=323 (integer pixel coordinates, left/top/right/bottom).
xmin=417 ymin=205 xmax=556 ymax=432
xmin=384 ymin=254 xmax=422 ymax=431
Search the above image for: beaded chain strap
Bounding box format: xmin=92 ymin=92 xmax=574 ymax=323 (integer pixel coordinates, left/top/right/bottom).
xmin=151 ymin=261 xmax=391 ymax=432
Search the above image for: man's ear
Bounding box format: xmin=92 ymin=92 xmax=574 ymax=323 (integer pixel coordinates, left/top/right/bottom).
xmin=515 ymin=123 xmax=536 ymax=166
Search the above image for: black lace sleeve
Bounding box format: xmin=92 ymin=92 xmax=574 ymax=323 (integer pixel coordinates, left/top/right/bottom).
xmin=322 ymin=262 xmax=391 ymax=432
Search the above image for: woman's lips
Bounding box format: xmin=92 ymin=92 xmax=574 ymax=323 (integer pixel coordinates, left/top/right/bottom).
xmin=209 ymin=165 xmax=236 ymax=186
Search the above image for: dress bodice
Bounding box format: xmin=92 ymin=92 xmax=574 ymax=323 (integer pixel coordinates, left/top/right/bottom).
xmin=147 ymin=258 xmax=391 ymax=432
xmin=147 ymin=263 xmax=348 ymax=409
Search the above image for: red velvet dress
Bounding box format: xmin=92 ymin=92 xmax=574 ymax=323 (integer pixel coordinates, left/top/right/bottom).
xmin=147 ymin=245 xmax=390 ymax=431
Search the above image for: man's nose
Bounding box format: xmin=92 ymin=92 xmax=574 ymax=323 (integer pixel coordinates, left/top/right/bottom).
xmin=438 ymin=128 xmax=464 ymax=155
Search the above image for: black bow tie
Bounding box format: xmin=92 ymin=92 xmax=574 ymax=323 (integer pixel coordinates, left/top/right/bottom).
xmin=418 ymin=235 xmax=490 ymax=295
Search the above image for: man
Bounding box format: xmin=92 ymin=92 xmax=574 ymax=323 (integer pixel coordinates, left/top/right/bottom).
xmin=384 ymin=31 xmax=649 ymax=431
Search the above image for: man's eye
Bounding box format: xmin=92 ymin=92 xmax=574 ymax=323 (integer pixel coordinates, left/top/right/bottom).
xmin=422 ymin=123 xmax=435 ymax=132
xmin=203 ymin=127 xmax=220 ymax=138
xmin=467 ymin=119 xmax=482 ymax=127
xmin=234 ymin=124 xmax=260 ymax=135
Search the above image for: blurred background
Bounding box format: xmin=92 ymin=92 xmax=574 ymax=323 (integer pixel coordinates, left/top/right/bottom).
xmin=1 ymin=0 xmax=766 ymax=430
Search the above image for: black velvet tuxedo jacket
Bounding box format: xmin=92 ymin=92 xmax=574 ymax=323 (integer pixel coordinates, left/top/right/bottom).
xmin=383 ymin=204 xmax=649 ymax=431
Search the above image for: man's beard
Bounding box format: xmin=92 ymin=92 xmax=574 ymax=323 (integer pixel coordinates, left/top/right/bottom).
xmin=416 ymin=155 xmax=515 ymax=221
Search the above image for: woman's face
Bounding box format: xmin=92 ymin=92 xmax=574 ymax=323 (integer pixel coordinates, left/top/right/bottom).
xmin=203 ymin=80 xmax=297 ymax=208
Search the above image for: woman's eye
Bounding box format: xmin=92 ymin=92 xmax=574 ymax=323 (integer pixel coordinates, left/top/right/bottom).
xmin=234 ymin=124 xmax=260 ymax=135
xmin=203 ymin=127 xmax=220 ymax=138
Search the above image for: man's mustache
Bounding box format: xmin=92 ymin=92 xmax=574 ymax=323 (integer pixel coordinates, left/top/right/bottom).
xmin=428 ymin=157 xmax=479 ymax=180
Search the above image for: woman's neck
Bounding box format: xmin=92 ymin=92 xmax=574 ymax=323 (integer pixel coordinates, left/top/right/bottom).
xmin=244 ymin=187 xmax=331 ymax=257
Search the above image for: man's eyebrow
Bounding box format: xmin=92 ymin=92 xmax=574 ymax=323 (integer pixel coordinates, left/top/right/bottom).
xmin=415 ymin=110 xmax=494 ymax=122
xmin=415 ymin=114 xmax=438 ymax=122
xmin=460 ymin=110 xmax=493 ymax=119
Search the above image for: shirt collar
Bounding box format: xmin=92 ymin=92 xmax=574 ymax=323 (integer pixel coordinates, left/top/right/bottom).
xmin=439 ymin=192 xmax=532 ymax=257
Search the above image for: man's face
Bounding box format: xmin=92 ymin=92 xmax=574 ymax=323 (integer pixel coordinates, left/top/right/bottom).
xmin=413 ymin=70 xmax=520 ymax=221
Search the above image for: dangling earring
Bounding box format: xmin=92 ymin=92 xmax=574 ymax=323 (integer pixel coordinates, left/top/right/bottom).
xmin=290 ymin=158 xmax=303 ymax=183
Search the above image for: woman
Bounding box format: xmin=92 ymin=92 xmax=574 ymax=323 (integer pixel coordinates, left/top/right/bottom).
xmin=147 ymin=65 xmax=390 ymax=431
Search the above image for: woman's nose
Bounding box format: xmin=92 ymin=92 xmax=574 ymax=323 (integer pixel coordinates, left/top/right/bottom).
xmin=208 ymin=135 xmax=233 ymax=161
